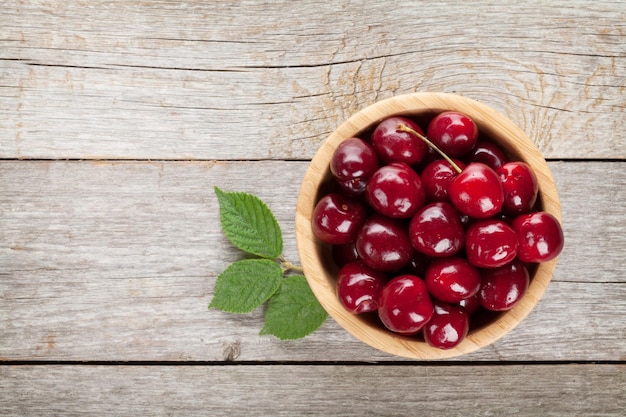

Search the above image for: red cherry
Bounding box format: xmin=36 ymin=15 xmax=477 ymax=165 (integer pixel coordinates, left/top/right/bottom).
xmin=511 ymin=211 xmax=564 ymax=262
xmin=378 ymin=275 xmax=434 ymax=335
xmin=423 ymin=302 xmax=470 ymax=349
xmin=409 ymin=201 xmax=465 ymax=258
xmin=479 ymin=260 xmax=530 ymax=311
xmin=497 ymin=161 xmax=539 ymax=215
xmin=355 ymin=214 xmax=414 ymax=272
xmin=312 ymin=193 xmax=367 ymax=244
xmin=365 ymin=162 xmax=426 ymax=219
xmin=336 ymin=177 xmax=369 ymax=196
xmin=427 ymin=111 xmax=478 ymax=158
xmin=420 ymin=158 xmax=466 ymax=202
xmin=448 ymin=162 xmax=504 ymax=219
xmin=330 ymin=137 xmax=379 ymax=195
xmin=337 ymin=262 xmax=387 ymax=314
xmin=458 ymin=293 xmax=482 ymax=315
xmin=404 ymin=251 xmax=431 ymax=277
xmin=425 ymin=257 xmax=481 ymax=303
xmin=371 ymin=116 xmax=428 ymax=165
xmin=332 ymin=241 xmax=360 ymax=268
xmin=466 ymin=140 xmax=509 ymax=170
xmin=331 ymin=137 xmax=379 ymax=180
xmin=465 ymin=219 xmax=519 ymax=268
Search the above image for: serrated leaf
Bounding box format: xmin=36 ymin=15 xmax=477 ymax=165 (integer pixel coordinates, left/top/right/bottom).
xmin=260 ymin=275 xmax=328 ymax=340
xmin=209 ymin=259 xmax=283 ymax=313
xmin=214 ymin=187 xmax=283 ymax=259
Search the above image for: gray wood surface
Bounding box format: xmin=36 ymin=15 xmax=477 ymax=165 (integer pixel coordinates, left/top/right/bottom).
xmin=1 ymin=1 xmax=624 ymax=160
xmin=1 ymin=364 xmax=624 ymax=416
xmin=1 ymin=0 xmax=625 ymax=415
xmin=1 ymin=160 xmax=624 ymax=362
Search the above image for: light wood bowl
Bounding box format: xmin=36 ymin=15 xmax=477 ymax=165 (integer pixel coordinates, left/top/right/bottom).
xmin=295 ymin=92 xmax=562 ymax=359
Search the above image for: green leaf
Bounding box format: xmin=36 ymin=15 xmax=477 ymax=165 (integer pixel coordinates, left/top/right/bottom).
xmin=260 ymin=275 xmax=328 ymax=340
xmin=209 ymin=259 xmax=283 ymax=313
xmin=214 ymin=187 xmax=283 ymax=259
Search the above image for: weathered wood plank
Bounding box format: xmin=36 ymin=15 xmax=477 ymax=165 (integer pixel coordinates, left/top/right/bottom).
xmin=1 ymin=364 xmax=624 ymax=416
xmin=1 ymin=1 xmax=624 ymax=160
xmin=0 ymin=160 xmax=624 ymax=361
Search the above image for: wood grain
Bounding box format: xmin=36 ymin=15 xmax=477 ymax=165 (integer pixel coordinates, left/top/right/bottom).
xmin=1 ymin=364 xmax=624 ymax=416
xmin=1 ymin=160 xmax=624 ymax=362
xmin=1 ymin=2 xmax=624 ymax=415
xmin=1 ymin=0 xmax=624 ymax=160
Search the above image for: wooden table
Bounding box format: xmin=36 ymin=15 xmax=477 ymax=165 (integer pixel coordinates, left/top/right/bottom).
xmin=1 ymin=1 xmax=624 ymax=415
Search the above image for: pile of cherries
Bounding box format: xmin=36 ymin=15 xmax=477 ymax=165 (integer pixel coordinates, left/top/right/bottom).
xmin=312 ymin=111 xmax=564 ymax=350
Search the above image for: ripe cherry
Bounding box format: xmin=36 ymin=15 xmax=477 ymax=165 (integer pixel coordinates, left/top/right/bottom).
xmin=371 ymin=116 xmax=428 ymax=165
xmin=458 ymin=293 xmax=481 ymax=315
xmin=465 ymin=219 xmax=519 ymax=268
xmin=378 ymin=274 xmax=434 ymax=335
xmin=421 ymin=158 xmax=466 ymax=202
xmin=448 ymin=162 xmax=504 ymax=219
xmin=355 ymin=214 xmax=414 ymax=272
xmin=479 ymin=260 xmax=529 ymax=311
xmin=332 ymin=241 xmax=360 ymax=268
xmin=511 ymin=211 xmax=564 ymax=262
xmin=337 ymin=177 xmax=369 ymax=196
xmin=423 ymin=302 xmax=470 ymax=349
xmin=409 ymin=201 xmax=465 ymax=258
xmin=497 ymin=161 xmax=539 ymax=215
xmin=425 ymin=257 xmax=481 ymax=303
xmin=312 ymin=193 xmax=367 ymax=244
xmin=404 ymin=251 xmax=431 ymax=277
xmin=366 ymin=162 xmax=426 ymax=218
xmin=426 ymin=111 xmax=478 ymax=158
xmin=330 ymin=137 xmax=379 ymax=195
xmin=466 ymin=140 xmax=509 ymax=170
xmin=337 ymin=262 xmax=387 ymax=314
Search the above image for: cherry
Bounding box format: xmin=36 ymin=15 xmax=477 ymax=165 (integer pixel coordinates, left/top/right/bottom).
xmin=421 ymin=158 xmax=466 ymax=202
xmin=511 ymin=211 xmax=564 ymax=262
xmin=426 ymin=111 xmax=478 ymax=158
xmin=479 ymin=260 xmax=530 ymax=311
xmin=465 ymin=219 xmax=519 ymax=268
xmin=425 ymin=257 xmax=481 ymax=303
xmin=404 ymin=251 xmax=431 ymax=277
xmin=458 ymin=293 xmax=481 ymax=315
xmin=365 ymin=162 xmax=426 ymax=218
xmin=337 ymin=262 xmax=387 ymax=314
xmin=332 ymin=241 xmax=360 ymax=268
xmin=377 ymin=274 xmax=434 ymax=335
xmin=409 ymin=201 xmax=465 ymax=258
xmin=330 ymin=137 xmax=379 ymax=195
xmin=466 ymin=140 xmax=509 ymax=170
xmin=423 ymin=302 xmax=470 ymax=349
xmin=371 ymin=116 xmax=428 ymax=165
xmin=312 ymin=193 xmax=367 ymax=244
xmin=355 ymin=214 xmax=414 ymax=272
xmin=497 ymin=161 xmax=539 ymax=215
xmin=336 ymin=177 xmax=369 ymax=196
xmin=448 ymin=162 xmax=504 ymax=219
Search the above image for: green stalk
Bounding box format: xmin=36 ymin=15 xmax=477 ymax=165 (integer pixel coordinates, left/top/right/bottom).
xmin=279 ymin=255 xmax=304 ymax=274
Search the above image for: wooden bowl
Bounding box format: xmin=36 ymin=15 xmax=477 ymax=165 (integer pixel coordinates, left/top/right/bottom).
xmin=295 ymin=92 xmax=562 ymax=359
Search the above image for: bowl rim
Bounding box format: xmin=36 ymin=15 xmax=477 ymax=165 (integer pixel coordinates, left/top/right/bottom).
xmin=295 ymin=92 xmax=562 ymax=359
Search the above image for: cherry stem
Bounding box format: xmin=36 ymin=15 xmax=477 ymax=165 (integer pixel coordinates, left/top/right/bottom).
xmin=397 ymin=124 xmax=463 ymax=174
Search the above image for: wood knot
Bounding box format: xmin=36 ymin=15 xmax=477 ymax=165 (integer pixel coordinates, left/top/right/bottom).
xmin=222 ymin=340 xmax=241 ymax=361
